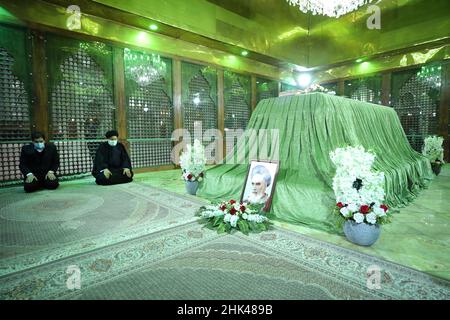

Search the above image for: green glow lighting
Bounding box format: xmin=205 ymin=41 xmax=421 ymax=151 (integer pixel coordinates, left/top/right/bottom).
xmin=149 ymin=24 xmax=158 ymax=31
xmin=417 ymin=63 xmax=442 ymax=88
xmin=356 ymin=58 xmax=363 ymax=63
xmin=358 ymin=61 xmax=372 ymax=73
xmin=241 ymin=50 xmax=248 ymax=56
xmin=136 ymin=31 xmax=151 ymax=45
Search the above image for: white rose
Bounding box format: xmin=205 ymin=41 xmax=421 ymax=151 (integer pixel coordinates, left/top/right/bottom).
xmin=242 ymin=213 xmax=248 ymax=220
xmin=373 ymin=207 xmax=385 ymax=217
xmin=365 ymin=212 xmax=377 ymax=224
xmin=347 ymin=203 xmax=357 ymax=212
xmin=224 ymin=213 xmax=231 ymax=223
xmin=230 ymin=215 xmax=239 ymax=227
xmin=353 ymin=213 xmax=365 ymax=224
xmin=340 ymin=207 xmax=351 ymax=218
xmin=214 ymin=210 xmax=224 ymax=217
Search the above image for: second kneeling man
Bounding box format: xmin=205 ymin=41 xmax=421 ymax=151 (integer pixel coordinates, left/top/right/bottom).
xmin=93 ymin=130 xmax=133 ymax=185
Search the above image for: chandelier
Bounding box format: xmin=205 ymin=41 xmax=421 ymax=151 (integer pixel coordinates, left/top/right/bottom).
xmin=286 ymin=0 xmax=371 ymax=18
xmin=124 ymin=49 xmax=167 ymax=86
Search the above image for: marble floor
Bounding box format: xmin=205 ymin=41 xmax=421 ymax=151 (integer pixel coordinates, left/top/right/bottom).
xmin=133 ymin=165 xmax=450 ymax=281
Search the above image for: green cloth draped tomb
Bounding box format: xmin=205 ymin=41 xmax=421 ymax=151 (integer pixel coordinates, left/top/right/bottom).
xmin=197 ymin=93 xmax=433 ymax=233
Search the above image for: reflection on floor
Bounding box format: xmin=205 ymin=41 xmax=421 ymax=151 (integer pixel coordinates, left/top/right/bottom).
xmin=135 ymin=165 xmax=450 ymax=281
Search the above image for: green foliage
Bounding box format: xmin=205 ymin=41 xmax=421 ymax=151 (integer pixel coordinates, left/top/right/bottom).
xmin=217 ymin=223 xmax=227 ymax=234
xmin=237 ymin=220 xmax=249 ymax=235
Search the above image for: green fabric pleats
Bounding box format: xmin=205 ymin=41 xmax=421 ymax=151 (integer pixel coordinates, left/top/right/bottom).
xmin=197 ymin=93 xmax=433 ymax=234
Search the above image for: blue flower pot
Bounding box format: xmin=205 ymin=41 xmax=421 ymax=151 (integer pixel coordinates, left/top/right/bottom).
xmin=185 ymin=180 xmax=199 ymax=195
xmin=343 ymin=220 xmax=381 ymax=246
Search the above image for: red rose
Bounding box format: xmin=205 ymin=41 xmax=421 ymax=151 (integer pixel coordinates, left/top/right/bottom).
xmin=337 ymin=202 xmax=344 ymax=208
xmin=360 ymin=205 xmax=370 ymax=214
xmin=220 ymin=205 xmax=226 ymax=211
xmin=229 ymin=200 xmax=236 ymax=205
xmin=229 ymin=207 xmax=237 ymax=215
xmin=380 ymin=204 xmax=388 ymax=212
xmin=240 ymin=205 xmax=246 ymax=212
xmin=187 ymin=174 xmax=193 ymax=180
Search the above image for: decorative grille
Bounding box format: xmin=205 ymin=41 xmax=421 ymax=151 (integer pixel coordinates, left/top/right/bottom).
xmin=0 ymin=26 xmax=32 ymax=183
xmin=345 ymin=76 xmax=382 ymax=104
xmin=182 ymin=64 xmax=217 ymax=162
xmin=391 ymin=68 xmax=441 ymax=152
xmin=124 ymin=49 xmax=173 ymax=168
xmin=48 ymin=39 xmax=115 ymax=176
xmin=224 ymin=72 xmax=250 ymax=155
xmin=129 ymin=140 xmax=173 ymax=168
xmin=256 ymin=78 xmax=278 ymax=103
xmin=0 ymin=143 xmax=25 ymax=182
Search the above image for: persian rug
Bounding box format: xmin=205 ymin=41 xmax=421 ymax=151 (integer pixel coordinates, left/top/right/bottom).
xmin=1 ymin=222 xmax=449 ymax=299
xmin=0 ymin=180 xmax=449 ymax=300
xmin=0 ymin=181 xmax=206 ymax=276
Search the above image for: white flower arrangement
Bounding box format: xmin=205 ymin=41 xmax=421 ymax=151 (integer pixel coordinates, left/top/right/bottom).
xmin=302 ymin=83 xmax=336 ymax=95
xmin=197 ymin=200 xmax=271 ymax=234
xmin=422 ymin=135 xmax=444 ymax=163
xmin=179 ymin=139 xmax=206 ymax=182
xmin=330 ymin=146 xmax=385 ymax=205
xmin=330 ymin=146 xmax=391 ymax=225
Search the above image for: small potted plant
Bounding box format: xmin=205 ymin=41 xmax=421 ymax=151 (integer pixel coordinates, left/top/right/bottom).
xmin=330 ymin=146 xmax=392 ymax=246
xmin=179 ymin=139 xmax=206 ymax=195
xmin=422 ymin=135 xmax=445 ymax=175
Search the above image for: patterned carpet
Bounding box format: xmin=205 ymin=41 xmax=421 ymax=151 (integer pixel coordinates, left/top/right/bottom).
xmin=0 ymin=181 xmax=205 ymax=276
xmin=0 ymin=182 xmax=449 ymax=300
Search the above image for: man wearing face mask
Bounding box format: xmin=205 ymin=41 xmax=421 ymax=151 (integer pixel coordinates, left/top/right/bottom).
xmin=92 ymin=130 xmax=133 ymax=185
xmin=19 ymin=131 xmax=60 ymax=193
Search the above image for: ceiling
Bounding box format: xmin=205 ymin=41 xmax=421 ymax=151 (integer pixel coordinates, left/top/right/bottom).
xmin=91 ymin=0 xmax=450 ymax=69
xmin=0 ymin=0 xmax=449 ymax=77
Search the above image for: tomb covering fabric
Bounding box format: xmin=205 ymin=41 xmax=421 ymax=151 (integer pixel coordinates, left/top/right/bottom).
xmin=197 ymin=93 xmax=433 ymax=233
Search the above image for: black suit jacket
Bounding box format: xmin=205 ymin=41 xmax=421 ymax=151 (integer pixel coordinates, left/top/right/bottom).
xmin=19 ymin=143 xmax=60 ymax=177
xmin=92 ymin=142 xmax=132 ymax=176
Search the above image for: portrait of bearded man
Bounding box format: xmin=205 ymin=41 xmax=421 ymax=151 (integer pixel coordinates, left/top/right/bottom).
xmin=244 ymin=165 xmax=272 ymax=205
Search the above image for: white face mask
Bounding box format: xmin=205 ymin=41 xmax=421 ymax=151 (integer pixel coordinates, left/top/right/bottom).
xmin=34 ymin=142 xmax=45 ymax=152
xmin=108 ymin=140 xmax=118 ymax=147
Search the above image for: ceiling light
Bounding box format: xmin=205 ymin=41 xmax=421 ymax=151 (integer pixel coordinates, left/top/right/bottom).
xmin=297 ymin=73 xmax=312 ymax=88
xmin=286 ymin=0 xmax=371 ymax=18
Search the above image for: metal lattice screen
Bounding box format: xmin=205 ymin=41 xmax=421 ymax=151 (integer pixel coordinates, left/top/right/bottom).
xmin=47 ymin=35 xmax=115 ymax=176
xmin=256 ymin=78 xmax=278 ymax=104
xmin=224 ymin=71 xmax=251 ymax=155
xmin=0 ymin=25 xmax=32 ymax=183
xmin=182 ymin=62 xmax=217 ymax=162
xmin=345 ymin=75 xmax=382 ymax=104
xmin=124 ymin=49 xmax=173 ymax=168
xmin=391 ymin=66 xmax=441 ymax=152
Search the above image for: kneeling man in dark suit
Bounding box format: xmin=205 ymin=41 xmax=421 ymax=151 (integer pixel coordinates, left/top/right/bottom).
xmin=92 ymin=130 xmax=133 ymax=185
xmin=19 ymin=131 xmax=60 ymax=193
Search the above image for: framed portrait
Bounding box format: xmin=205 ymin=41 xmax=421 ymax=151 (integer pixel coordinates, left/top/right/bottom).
xmin=240 ymin=160 xmax=280 ymax=212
